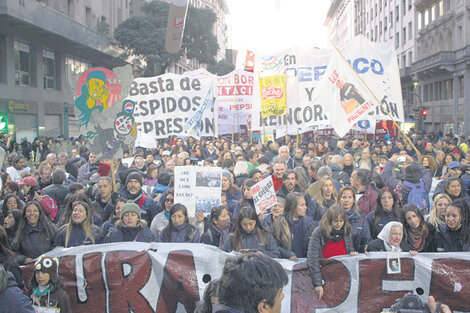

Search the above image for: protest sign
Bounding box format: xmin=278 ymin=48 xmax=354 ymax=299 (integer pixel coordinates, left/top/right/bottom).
xmin=21 ymin=244 xmax=470 ymax=313
xmin=217 ymin=69 xmax=258 ymax=135
xmin=174 ymin=166 xmax=222 ymax=216
xmin=251 ymin=176 xmax=277 ymax=214
xmin=73 ymin=65 xmax=137 ymax=159
xmin=309 ymin=48 xmax=379 ymax=137
xmin=127 ymin=70 xmax=217 ymax=147
xmin=259 ymin=74 xmax=287 ymax=118
xmin=249 ymin=35 xmax=404 ymax=133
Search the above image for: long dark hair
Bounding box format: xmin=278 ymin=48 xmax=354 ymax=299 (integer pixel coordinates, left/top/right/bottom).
xmin=209 ymin=205 xmax=229 ymax=229
xmin=160 ymin=204 xmax=195 ymax=242
xmin=444 ymin=177 xmax=463 ymax=199
xmin=200 ymin=279 xmax=220 ymax=313
xmin=401 ymin=204 xmax=427 ymax=240
xmin=447 ymin=198 xmax=470 ymax=244
xmin=238 ymin=179 xmax=256 ymax=207
xmin=13 ymin=201 xmax=57 ymax=248
xmin=232 ymin=206 xmax=267 ymax=251
xmin=371 ymin=187 xmax=401 ymax=238
xmin=1 ymin=193 xmax=23 ymax=218
xmin=271 ymin=192 xmax=304 ymax=251
xmin=0 ymin=226 xmax=14 ymax=258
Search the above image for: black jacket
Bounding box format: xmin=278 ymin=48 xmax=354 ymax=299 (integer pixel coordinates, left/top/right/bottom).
xmin=434 ymin=224 xmax=470 ymax=252
xmin=0 ymin=272 xmax=35 ymax=313
xmin=104 ymin=225 xmax=156 ymax=243
xmin=13 ymin=222 xmax=57 ymax=265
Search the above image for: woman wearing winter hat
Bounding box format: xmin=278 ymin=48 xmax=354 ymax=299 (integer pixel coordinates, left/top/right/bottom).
xmin=53 ymin=201 xmax=104 ymax=248
xmin=104 ymin=201 xmax=156 ymax=243
xmin=30 ymin=255 xmax=71 ymax=313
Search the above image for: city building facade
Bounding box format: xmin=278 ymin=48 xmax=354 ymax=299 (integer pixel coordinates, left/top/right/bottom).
xmin=0 ymin=0 xmax=129 ymax=140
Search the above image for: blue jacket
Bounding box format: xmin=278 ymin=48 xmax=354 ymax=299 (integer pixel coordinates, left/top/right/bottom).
xmin=345 ymin=209 xmax=371 ymax=253
xmin=0 ymin=272 xmax=35 ymax=313
xmin=104 ymin=225 xmax=156 ymax=243
xmin=222 ymin=229 xmax=280 ymax=258
xmin=54 ymin=223 xmax=104 ymax=248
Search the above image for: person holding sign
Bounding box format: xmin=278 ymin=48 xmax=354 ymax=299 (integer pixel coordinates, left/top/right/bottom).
xmin=307 ymin=205 xmax=357 ymax=301
xmin=271 ymin=192 xmax=317 ymax=259
xmin=221 ymin=170 xmax=242 ymax=214
xmin=232 ymin=179 xmax=256 ymax=220
xmin=30 ymin=255 xmax=71 ymax=313
xmin=159 ymin=204 xmax=200 ymax=243
xmin=222 ymin=206 xmax=280 ymax=258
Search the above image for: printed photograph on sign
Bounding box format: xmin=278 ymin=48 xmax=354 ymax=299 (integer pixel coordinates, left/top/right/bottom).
xmin=386 ymin=253 xmax=401 ymax=274
xmin=195 ymin=195 xmax=220 ymax=214
xmin=196 ymin=169 xmax=221 ymax=188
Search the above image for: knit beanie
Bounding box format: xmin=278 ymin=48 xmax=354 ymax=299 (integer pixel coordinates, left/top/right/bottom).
xmin=222 ymin=169 xmax=232 ymax=183
xmin=120 ymin=201 xmax=141 ymax=219
xmin=34 ymin=255 xmax=59 ymax=284
xmin=125 ymin=171 xmax=143 ymax=186
xmin=98 ymin=162 xmax=111 ymax=176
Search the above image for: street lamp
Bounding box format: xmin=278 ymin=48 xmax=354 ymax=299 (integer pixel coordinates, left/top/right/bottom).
xmin=412 ymin=73 xmax=419 ymax=89
xmin=403 ymin=89 xmax=423 ymax=134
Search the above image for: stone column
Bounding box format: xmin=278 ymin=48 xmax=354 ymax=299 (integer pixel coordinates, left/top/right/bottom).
xmin=464 ymin=67 xmax=470 ymax=135
xmin=453 ymin=73 xmax=460 ymax=133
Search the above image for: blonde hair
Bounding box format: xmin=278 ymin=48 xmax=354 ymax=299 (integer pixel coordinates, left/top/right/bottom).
xmin=426 ymin=193 xmax=451 ymax=228
xmin=314 ymin=177 xmax=338 ymax=207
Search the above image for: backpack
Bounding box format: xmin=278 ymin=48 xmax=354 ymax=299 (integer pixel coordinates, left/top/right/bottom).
xmin=403 ymin=180 xmax=430 ymax=215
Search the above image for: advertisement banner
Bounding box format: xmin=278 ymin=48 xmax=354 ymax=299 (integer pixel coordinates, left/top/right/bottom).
xmin=259 ymin=74 xmax=287 ymax=118
xmin=20 ymin=244 xmax=470 ymax=313
xmin=251 ymin=176 xmax=277 ymax=214
xmin=217 ymin=69 xmax=258 ymax=135
xmin=250 ymin=35 xmax=404 ymax=133
xmin=127 ymin=70 xmax=217 ymax=147
xmin=174 ymin=166 xmax=222 ymax=216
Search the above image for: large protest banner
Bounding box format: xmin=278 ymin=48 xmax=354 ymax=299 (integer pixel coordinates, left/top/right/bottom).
xmin=217 ymin=69 xmax=258 ymax=136
xmin=21 ymin=244 xmax=470 ymax=313
xmin=249 ymin=35 xmax=404 ymax=134
xmin=174 ymin=166 xmax=222 ymax=216
xmin=127 ymin=70 xmax=217 ymax=147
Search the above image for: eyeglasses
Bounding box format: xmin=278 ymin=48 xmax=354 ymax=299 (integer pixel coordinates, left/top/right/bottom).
xmin=165 ymin=198 xmax=174 ymax=203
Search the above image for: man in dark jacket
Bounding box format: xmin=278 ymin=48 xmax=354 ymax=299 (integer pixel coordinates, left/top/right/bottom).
xmin=42 ymin=168 xmax=69 ymax=209
xmin=119 ymin=171 xmax=159 ymax=225
xmin=330 ymin=155 xmax=350 ymax=186
xmin=0 ymin=264 xmax=35 ymax=313
xmin=277 ymin=170 xmax=303 ymax=198
xmin=351 ymin=168 xmax=378 ymax=216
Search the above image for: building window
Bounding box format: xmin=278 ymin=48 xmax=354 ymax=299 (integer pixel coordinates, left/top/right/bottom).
xmin=408 ymin=0 xmax=412 ymax=10
xmin=396 ymin=5 xmax=399 ymax=20
xmin=385 ymin=16 xmax=388 ymax=30
xmin=423 ymin=84 xmax=428 ymax=102
xmin=86 ymin=6 xmax=92 ymax=28
xmin=460 ymin=77 xmax=464 ymax=98
xmin=375 ymin=3 xmax=377 ymax=16
xmin=402 ymin=54 xmax=406 ymax=68
xmin=402 ymin=0 xmax=406 ymax=15
xmin=14 ymin=40 xmax=30 ymax=86
xmin=408 ymin=22 xmax=412 ymax=39
xmin=375 ymin=25 xmax=378 ymax=41
xmin=65 ymin=56 xmax=91 ymax=87
xmin=408 ymin=51 xmax=412 ymax=65
xmin=380 ymin=21 xmax=383 ymax=35
xmin=424 ymin=9 xmax=429 ymax=25
xmin=371 ymin=29 xmax=374 ymax=41
xmin=439 ymin=0 xmax=444 ymax=15
xmin=445 ymin=79 xmax=453 ymax=99
xmin=390 ymin=11 xmax=393 ymax=27
xmin=402 ymin=27 xmax=406 ymax=44
xmin=42 ymin=49 xmax=56 ymax=90
xmin=395 ymin=32 xmax=399 ymax=47
xmin=431 ymin=4 xmax=436 ymax=21
xmin=379 ymin=0 xmax=382 ymax=11
xmin=418 ymin=12 xmax=422 ymax=30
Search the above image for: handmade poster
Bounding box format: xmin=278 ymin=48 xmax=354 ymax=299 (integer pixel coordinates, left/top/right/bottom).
xmin=174 ymin=166 xmax=222 ymax=216
xmin=251 ymin=176 xmax=277 ymax=214
xmin=72 ymin=65 xmax=136 ymax=159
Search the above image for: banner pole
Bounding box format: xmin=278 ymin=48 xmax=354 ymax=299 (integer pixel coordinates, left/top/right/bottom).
xmin=332 ymin=45 xmax=420 ymax=156
xmin=110 ymin=159 xmax=117 ymax=193
xmin=364 ymin=121 xmax=367 ymax=142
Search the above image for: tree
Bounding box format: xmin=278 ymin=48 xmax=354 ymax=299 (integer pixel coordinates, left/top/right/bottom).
xmin=114 ymin=1 xmax=219 ymax=76
xmin=208 ymin=59 xmax=235 ymax=76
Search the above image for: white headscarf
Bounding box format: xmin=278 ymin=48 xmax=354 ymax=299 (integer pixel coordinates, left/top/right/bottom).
xmin=377 ymin=221 xmax=403 ymax=253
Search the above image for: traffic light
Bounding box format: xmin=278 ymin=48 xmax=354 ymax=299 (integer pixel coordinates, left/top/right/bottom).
xmin=421 ymin=109 xmax=428 ymax=120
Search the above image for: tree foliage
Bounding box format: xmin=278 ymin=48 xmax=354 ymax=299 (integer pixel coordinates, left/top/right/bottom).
xmin=114 ymin=1 xmax=219 ymax=76
xmin=208 ymin=59 xmax=235 ymax=76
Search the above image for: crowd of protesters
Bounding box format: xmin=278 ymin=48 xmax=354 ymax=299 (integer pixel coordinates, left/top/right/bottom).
xmin=0 ymin=130 xmax=467 ymax=312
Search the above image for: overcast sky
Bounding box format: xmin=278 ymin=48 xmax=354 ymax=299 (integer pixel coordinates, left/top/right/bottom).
xmin=226 ymin=0 xmax=331 ymax=53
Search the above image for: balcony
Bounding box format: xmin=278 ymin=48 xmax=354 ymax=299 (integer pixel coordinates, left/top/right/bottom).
xmin=0 ymin=0 xmax=119 ymax=63
xmin=411 ymin=51 xmax=456 ymax=75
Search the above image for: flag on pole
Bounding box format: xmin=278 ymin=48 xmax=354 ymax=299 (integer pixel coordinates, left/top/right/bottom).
xmin=184 ymin=85 xmax=213 ymax=138
xmin=310 ymin=48 xmax=380 ymax=137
